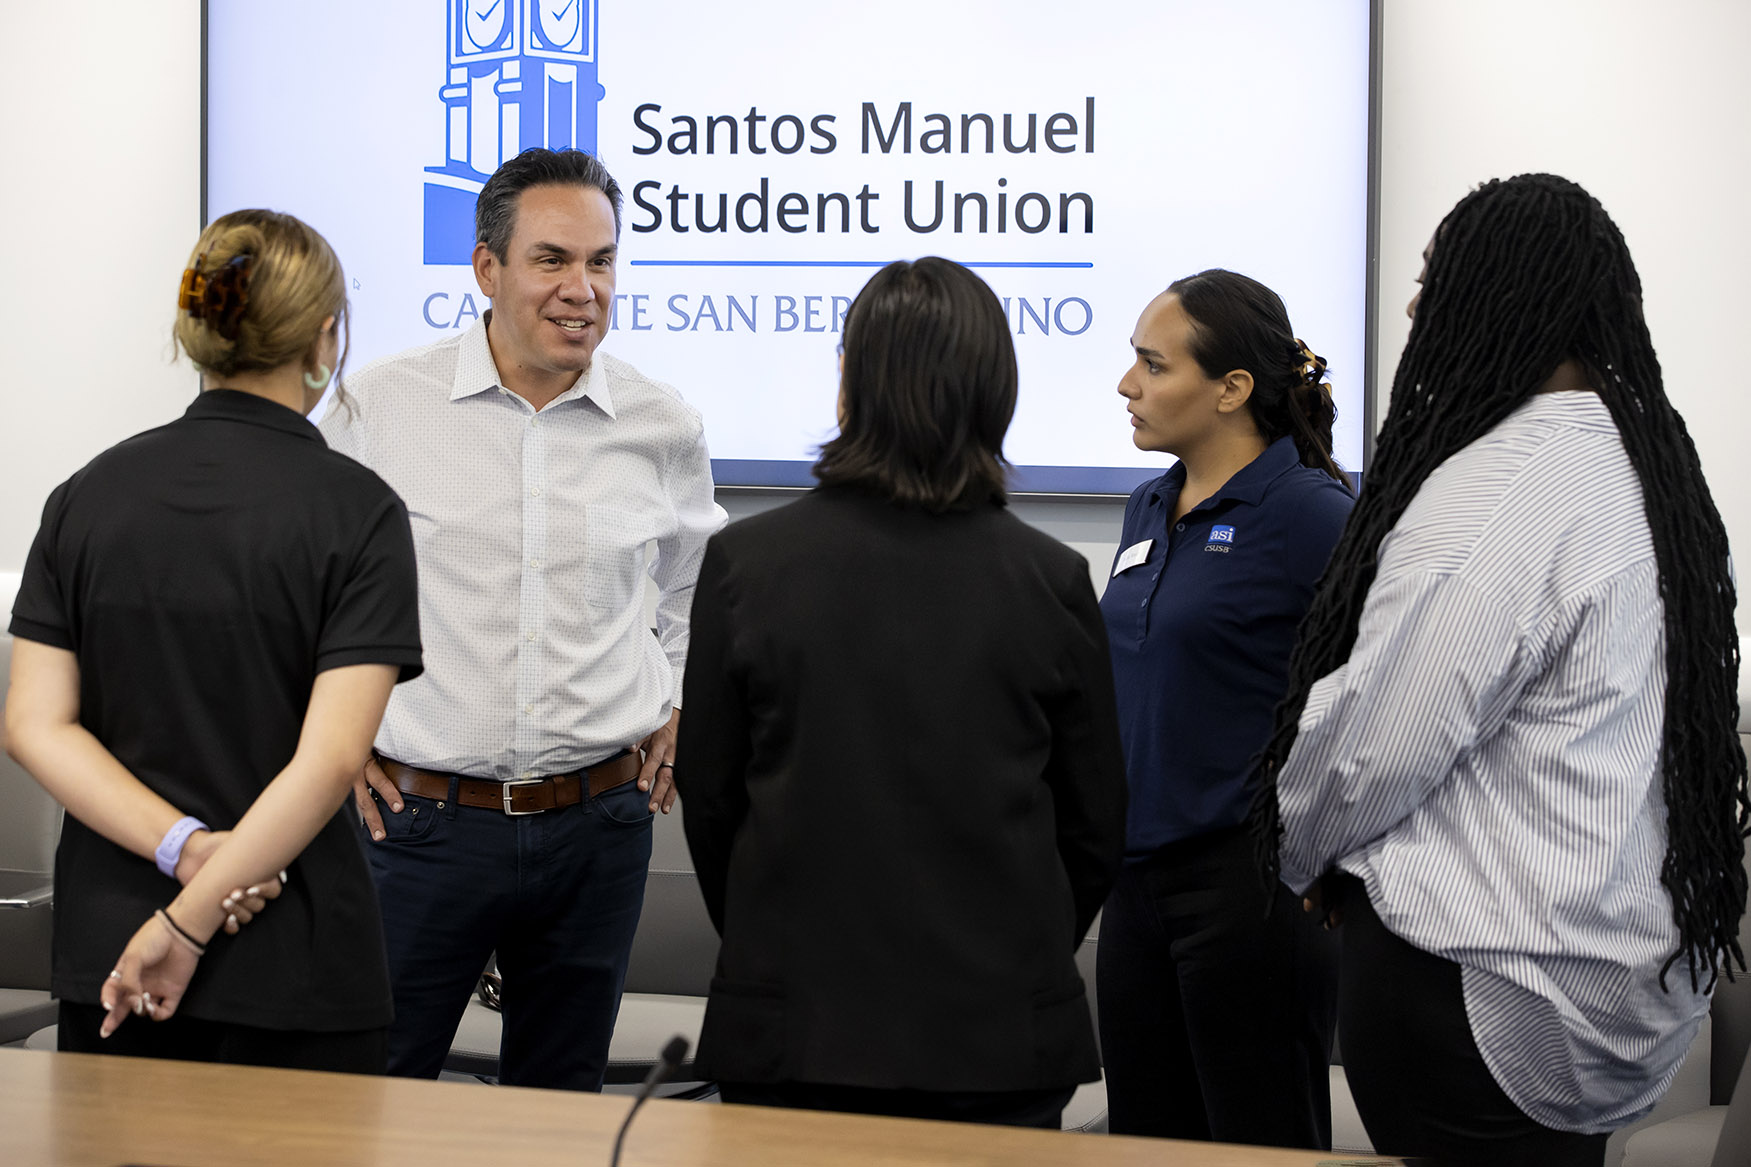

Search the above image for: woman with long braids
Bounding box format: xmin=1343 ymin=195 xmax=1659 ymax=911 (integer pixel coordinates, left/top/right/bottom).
xmin=1098 ymin=270 xmax=1353 ymax=1145
xmin=1257 ymin=174 xmax=1748 ymax=1165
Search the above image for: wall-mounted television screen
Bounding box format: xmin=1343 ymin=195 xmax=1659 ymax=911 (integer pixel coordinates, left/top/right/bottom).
xmin=206 ymin=0 xmax=1375 ymax=492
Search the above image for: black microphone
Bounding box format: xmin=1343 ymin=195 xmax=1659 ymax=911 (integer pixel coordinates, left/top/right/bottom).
xmin=608 ymin=1035 xmax=691 ymax=1167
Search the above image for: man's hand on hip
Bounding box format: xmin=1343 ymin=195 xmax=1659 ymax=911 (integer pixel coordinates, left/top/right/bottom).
xmin=636 ymin=708 xmax=681 ymax=814
xmin=355 ymin=755 xmax=403 ymax=841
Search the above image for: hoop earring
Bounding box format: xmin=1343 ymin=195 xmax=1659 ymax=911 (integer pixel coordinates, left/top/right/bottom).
xmin=303 ymin=364 xmax=333 ymax=391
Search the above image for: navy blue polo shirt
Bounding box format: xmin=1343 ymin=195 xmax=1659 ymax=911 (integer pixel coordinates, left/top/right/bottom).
xmin=1100 ymin=437 xmax=1354 ymax=858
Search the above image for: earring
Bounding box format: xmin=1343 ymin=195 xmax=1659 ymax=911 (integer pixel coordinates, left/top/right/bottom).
xmin=303 ymin=364 xmax=333 ymax=391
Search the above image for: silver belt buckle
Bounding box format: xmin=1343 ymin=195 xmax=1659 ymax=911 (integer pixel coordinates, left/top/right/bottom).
xmin=501 ymin=776 xmax=546 ymax=815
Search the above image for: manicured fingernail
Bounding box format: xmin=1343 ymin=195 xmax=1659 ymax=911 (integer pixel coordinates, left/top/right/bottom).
xmin=639 ymin=780 xmax=650 ymax=791
xmin=391 ymin=802 xmax=403 ymax=812
xmin=279 ymin=870 xmax=288 ymax=883
xmin=245 ymin=887 xmax=259 ymax=897
xmin=374 ymin=831 xmax=385 ymax=840
xmin=228 ymin=914 xmax=238 ymax=929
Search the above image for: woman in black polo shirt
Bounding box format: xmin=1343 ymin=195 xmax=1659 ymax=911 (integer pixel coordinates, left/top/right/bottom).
xmin=1097 ymin=270 xmax=1354 ymax=1145
xmin=5 ymin=209 xmax=421 ymax=1072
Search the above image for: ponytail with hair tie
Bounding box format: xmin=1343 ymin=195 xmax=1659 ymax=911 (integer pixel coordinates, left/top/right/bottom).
xmin=1293 ymin=338 xmax=1328 ymax=387
xmin=1282 ymin=337 xmax=1347 ymax=491
xmin=1167 ymin=268 xmax=1349 ymax=488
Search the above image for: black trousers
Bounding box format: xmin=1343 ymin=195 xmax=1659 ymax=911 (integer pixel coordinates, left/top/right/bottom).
xmin=1333 ymin=875 xmax=1609 ymax=1167
xmin=1095 ymin=826 xmax=1338 ymax=1146
xmin=58 ymin=1000 xmax=387 ymax=1075
xmin=718 ymin=1081 xmax=1075 ymax=1129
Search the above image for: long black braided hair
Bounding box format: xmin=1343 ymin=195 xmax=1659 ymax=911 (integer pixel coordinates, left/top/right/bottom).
xmin=1250 ymin=173 xmax=1748 ymax=992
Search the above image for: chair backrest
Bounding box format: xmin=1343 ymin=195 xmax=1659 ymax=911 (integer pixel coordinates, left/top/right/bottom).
xmin=1712 ymin=1035 xmax=1751 ymax=1167
xmin=0 ymin=634 xmax=62 ymax=874
xmin=1075 ymin=923 xmax=1101 ymax=1058
xmin=621 ymin=799 xmax=719 ymax=999
xmin=1714 ymin=739 xmax=1751 ymax=1105
xmin=0 ymin=632 xmax=61 ymax=990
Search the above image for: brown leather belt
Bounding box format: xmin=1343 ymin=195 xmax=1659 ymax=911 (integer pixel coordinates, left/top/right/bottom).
xmin=377 ymin=754 xmax=641 ymax=816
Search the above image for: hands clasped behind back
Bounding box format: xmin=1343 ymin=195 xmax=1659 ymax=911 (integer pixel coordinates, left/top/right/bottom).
xmin=178 ymin=828 xmax=286 ymax=932
xmin=99 ymin=831 xmax=290 ymax=1036
xmin=99 ymin=911 xmax=202 ymax=1036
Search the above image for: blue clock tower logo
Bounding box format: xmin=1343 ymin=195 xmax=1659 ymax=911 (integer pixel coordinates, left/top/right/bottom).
xmin=424 ymin=0 xmax=605 ymax=264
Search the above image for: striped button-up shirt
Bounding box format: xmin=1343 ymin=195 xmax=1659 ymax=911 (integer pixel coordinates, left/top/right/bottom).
xmin=1279 ymin=392 xmax=1710 ymax=1133
xmin=320 ymin=316 xmax=726 ymax=779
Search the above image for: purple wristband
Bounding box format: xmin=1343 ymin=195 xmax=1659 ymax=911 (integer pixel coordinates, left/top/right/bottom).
xmin=154 ymin=816 xmax=208 ymax=879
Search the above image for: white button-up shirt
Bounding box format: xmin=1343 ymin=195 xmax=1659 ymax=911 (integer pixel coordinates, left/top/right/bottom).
xmin=321 ymin=316 xmax=725 ymax=779
xmin=1279 ymin=392 xmax=1711 ymax=1133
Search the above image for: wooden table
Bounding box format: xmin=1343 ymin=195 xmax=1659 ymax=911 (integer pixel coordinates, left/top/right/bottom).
xmin=0 ymin=1048 xmax=1402 ymax=1166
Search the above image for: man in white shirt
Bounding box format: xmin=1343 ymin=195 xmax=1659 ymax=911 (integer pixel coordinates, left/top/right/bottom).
xmin=321 ymin=148 xmax=726 ymax=1090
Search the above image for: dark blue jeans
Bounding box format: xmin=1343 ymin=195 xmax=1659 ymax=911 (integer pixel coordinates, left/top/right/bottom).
xmin=364 ymin=772 xmax=653 ymax=1090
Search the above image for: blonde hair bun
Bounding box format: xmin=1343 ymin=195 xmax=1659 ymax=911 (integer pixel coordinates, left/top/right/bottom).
xmin=174 ymin=209 xmax=346 ymax=382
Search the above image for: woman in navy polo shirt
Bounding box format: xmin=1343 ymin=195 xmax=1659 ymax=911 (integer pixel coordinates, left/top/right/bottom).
xmin=1097 ymin=269 xmax=1354 ymax=1146
xmin=6 ymin=210 xmax=421 ymax=1071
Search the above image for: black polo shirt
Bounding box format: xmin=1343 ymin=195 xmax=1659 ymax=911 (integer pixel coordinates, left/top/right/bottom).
xmin=10 ymin=389 xmax=422 ymax=1031
xmin=1099 ymin=437 xmax=1353 ymax=858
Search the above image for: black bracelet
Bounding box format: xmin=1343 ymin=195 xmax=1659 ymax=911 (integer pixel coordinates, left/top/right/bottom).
xmin=154 ymin=907 xmax=207 ymax=956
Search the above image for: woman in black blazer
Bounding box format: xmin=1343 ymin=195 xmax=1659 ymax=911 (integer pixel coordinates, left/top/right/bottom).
xmin=675 ymin=257 xmax=1127 ymax=1129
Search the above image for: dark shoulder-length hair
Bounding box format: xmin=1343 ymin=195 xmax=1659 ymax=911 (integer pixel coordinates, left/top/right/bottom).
xmin=814 ymin=257 xmax=1016 ymax=511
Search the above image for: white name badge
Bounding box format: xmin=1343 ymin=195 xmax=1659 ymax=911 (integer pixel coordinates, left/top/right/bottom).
xmin=1112 ymin=539 xmax=1154 ymax=577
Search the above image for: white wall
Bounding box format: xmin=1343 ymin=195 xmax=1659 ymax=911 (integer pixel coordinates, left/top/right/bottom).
xmin=0 ymin=5 xmax=202 ymax=571
xmin=3 ymin=1 xmax=1747 ymax=629
xmin=1373 ymin=0 xmax=1751 ymax=630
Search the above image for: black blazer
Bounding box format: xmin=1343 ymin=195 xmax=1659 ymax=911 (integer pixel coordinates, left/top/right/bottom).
xmin=676 ymin=484 xmax=1127 ymax=1092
